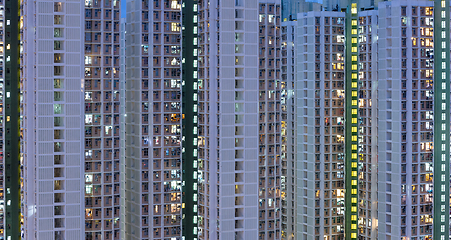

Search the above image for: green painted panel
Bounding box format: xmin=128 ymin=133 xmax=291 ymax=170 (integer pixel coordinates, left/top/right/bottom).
xmin=181 ymin=1 xmax=198 ymax=240
xmin=433 ymin=1 xmax=450 ymax=239
xmin=4 ymin=0 xmax=21 ymax=239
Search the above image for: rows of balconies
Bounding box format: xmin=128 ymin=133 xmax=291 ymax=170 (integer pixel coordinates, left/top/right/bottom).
xmin=150 ymin=33 xmax=181 ymax=45
xmin=85 ymin=217 xmax=120 ymax=232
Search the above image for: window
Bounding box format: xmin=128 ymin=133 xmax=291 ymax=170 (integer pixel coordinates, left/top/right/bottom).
xmin=54 ymin=28 xmax=63 ymax=38
xmin=54 ymin=53 xmax=63 ymax=63
xmin=54 ymin=66 xmax=63 ymax=76
xmin=54 ymin=15 xmax=63 ymax=25
xmin=85 ymin=9 xmax=92 ymax=18
xmin=54 ymin=92 xmax=63 ymax=101
xmin=54 ymin=2 xmax=63 ymax=12
xmin=54 ymin=104 xmax=63 ymax=114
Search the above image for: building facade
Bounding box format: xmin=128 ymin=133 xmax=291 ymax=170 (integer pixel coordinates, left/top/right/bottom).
xmin=281 ymin=20 xmax=297 ymax=240
xmin=124 ymin=0 xmax=183 ymax=238
xmin=258 ymin=1 xmax=282 ymax=240
xmin=378 ymin=1 xmax=450 ymax=239
xmin=19 ymin=0 xmax=122 ymax=239
xmin=8 ymin=0 xmax=451 ymax=240
xmin=293 ymin=0 xmax=450 ymax=239
xmin=83 ymin=1 xmax=122 ymax=239
xmin=22 ymin=0 xmax=85 ymax=239
xmin=124 ymin=0 xmax=282 ymax=239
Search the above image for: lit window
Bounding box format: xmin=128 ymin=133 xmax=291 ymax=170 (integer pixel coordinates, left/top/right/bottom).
xmin=171 ymin=22 xmax=179 ymax=32
xmin=85 ymin=56 xmax=92 ymax=65
xmin=85 ymin=185 xmax=92 ymax=194
xmin=171 ymin=0 xmax=179 ymax=9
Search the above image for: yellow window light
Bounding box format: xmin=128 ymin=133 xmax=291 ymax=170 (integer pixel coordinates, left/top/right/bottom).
xmin=351 ymin=4 xmax=357 ymax=14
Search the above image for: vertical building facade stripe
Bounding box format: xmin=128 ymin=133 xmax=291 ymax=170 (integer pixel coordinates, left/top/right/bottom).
xmin=345 ymin=2 xmax=358 ymax=239
xmin=182 ymin=1 xmax=198 ymax=239
xmin=4 ymin=0 xmax=20 ymax=238
xmin=433 ymin=1 xmax=450 ymax=239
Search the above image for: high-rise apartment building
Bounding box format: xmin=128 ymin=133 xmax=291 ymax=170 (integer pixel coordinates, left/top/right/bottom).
xmin=291 ymin=0 xmax=450 ymax=239
xmin=124 ymin=0 xmax=183 ymax=238
xmin=297 ymin=10 xmax=349 ymax=239
xmin=22 ymin=0 xmax=86 ymax=239
xmin=197 ymin=0 xmax=261 ymax=238
xmin=378 ymin=1 xmax=450 ymax=239
xmin=19 ymin=0 xmax=121 ymax=239
xmin=283 ymin=2 xmax=375 ymax=240
xmin=124 ymin=0 xmax=283 ymax=239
